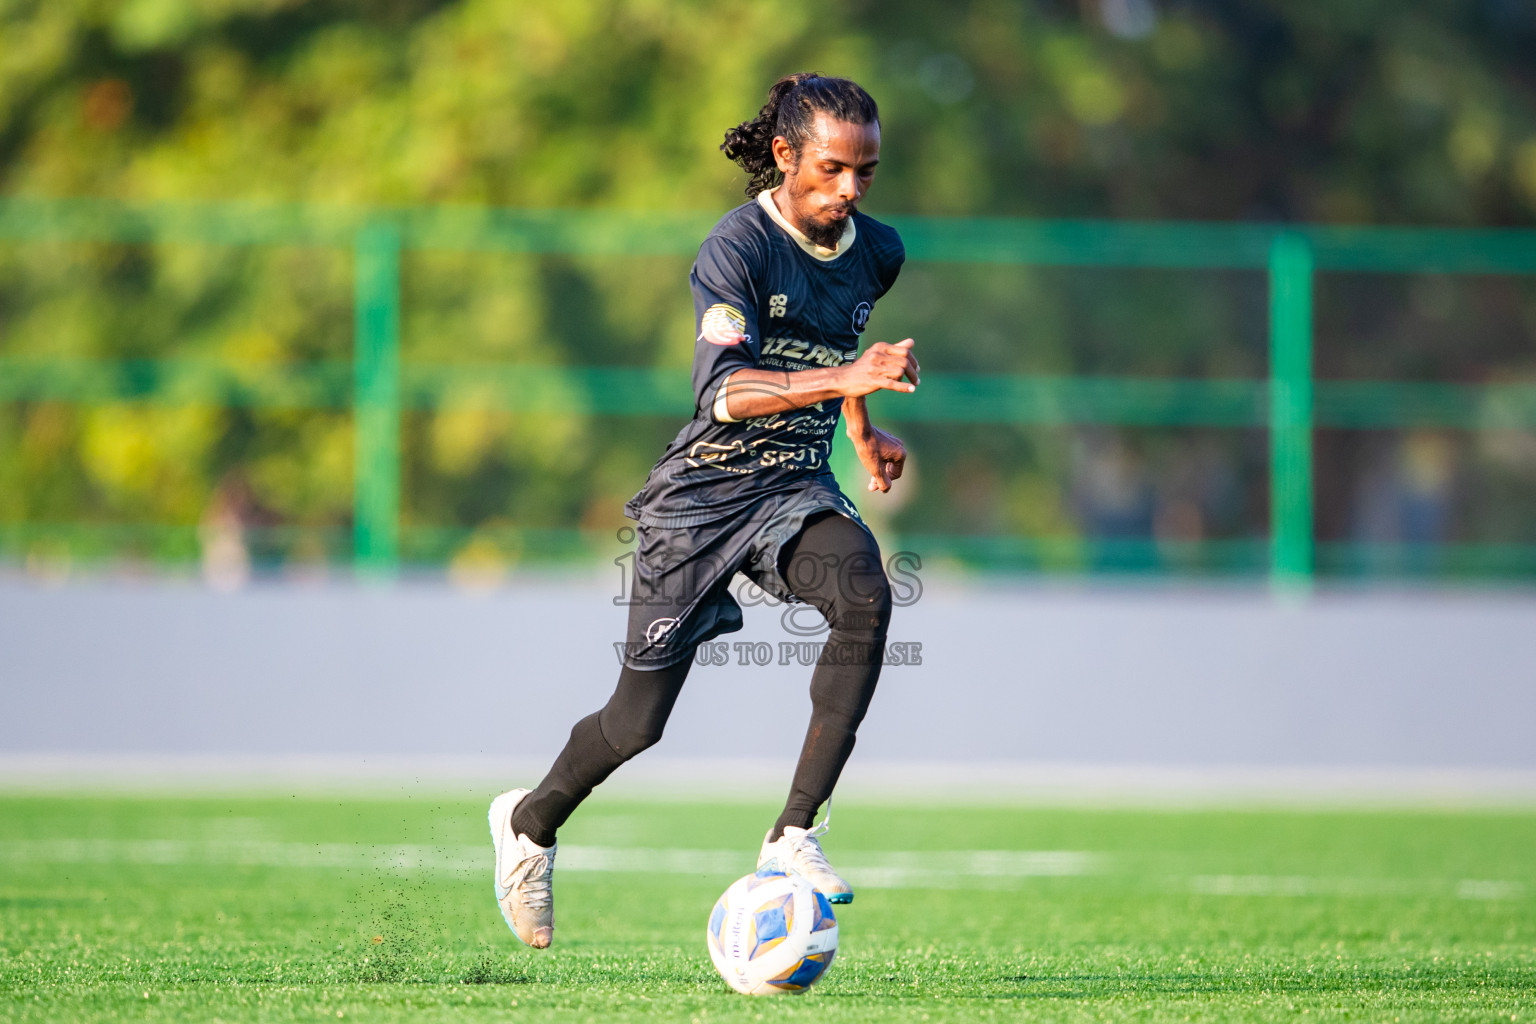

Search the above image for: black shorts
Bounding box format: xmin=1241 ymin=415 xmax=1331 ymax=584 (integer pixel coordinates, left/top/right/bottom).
xmin=620 ymin=479 xmax=874 ymax=671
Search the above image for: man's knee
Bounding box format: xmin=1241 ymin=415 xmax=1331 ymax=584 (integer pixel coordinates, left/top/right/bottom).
xmin=827 ymin=565 xmax=892 ymax=638
xmin=595 ymin=660 xmax=689 ymax=761
xmin=597 ymin=702 xmax=670 ymax=760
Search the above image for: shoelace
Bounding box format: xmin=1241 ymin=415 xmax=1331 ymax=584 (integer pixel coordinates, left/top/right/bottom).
xmin=503 ymin=847 xmax=554 ymax=912
xmin=787 ymin=802 xmax=835 ymax=874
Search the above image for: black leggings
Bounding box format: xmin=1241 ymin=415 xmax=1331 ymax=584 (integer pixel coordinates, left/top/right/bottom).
xmin=513 ymin=510 xmax=891 ymax=846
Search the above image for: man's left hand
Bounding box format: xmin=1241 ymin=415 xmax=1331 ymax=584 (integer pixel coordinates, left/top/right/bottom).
xmin=852 ymin=426 xmax=908 ymax=493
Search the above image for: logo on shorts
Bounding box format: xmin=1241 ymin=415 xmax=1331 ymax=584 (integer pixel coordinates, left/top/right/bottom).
xmin=851 ymin=301 xmax=872 ymax=334
xmin=645 ymin=617 xmax=681 ymax=645
xmin=700 ymin=304 xmax=749 ymax=346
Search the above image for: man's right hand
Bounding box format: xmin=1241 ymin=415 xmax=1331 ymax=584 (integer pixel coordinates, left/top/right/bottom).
xmin=839 ymin=339 xmax=920 ymax=398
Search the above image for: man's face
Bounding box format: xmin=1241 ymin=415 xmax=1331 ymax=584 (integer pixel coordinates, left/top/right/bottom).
xmin=772 ymin=112 xmax=881 ymax=250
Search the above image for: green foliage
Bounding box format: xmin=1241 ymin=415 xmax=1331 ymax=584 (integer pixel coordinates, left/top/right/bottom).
xmin=4 ymin=1 xmax=1536 ymax=573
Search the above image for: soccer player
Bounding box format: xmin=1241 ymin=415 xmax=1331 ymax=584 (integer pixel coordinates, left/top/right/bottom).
xmin=489 ymin=73 xmax=919 ymax=949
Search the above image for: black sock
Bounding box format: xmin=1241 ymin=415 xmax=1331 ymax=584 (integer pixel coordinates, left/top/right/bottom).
xmin=767 ymin=511 xmax=890 ymax=846
xmin=512 ymin=712 xmax=617 ymax=848
xmin=511 ymin=659 xmax=690 ymax=847
xmin=768 ymin=809 xmax=816 ymax=844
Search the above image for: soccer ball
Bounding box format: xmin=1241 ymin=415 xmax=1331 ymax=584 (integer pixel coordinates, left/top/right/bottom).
xmin=706 ymin=868 xmax=839 ymax=995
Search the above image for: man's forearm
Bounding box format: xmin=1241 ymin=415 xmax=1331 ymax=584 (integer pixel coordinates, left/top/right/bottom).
xmin=718 ymin=367 xmax=848 ymax=420
xmin=842 ymin=394 xmax=874 ymax=439
xmin=716 ymin=339 xmax=918 ymax=421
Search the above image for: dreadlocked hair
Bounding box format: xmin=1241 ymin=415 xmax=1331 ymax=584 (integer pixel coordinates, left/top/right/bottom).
xmin=720 ymin=73 xmax=880 ymax=197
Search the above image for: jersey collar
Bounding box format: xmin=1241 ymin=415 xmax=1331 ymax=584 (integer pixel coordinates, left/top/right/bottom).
xmin=757 ymin=187 xmax=856 ymax=262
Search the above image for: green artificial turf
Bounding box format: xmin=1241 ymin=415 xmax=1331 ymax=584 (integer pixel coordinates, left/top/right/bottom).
xmin=1 ymin=793 xmax=1533 ymax=1022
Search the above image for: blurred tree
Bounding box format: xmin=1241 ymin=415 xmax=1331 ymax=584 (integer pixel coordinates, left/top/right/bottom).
xmin=3 ymin=0 xmax=1536 ymax=573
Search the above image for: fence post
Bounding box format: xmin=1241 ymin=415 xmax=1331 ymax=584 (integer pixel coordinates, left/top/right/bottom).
xmin=353 ymin=220 xmax=402 ymax=575
xmin=1268 ymin=231 xmax=1315 ymax=592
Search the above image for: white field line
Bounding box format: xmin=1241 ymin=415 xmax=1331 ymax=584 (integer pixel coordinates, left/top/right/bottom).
xmin=1187 ymin=874 xmax=1526 ymax=900
xmin=0 ymin=839 xmax=1103 ymax=888
xmin=5 ymin=841 xmax=1518 ymax=898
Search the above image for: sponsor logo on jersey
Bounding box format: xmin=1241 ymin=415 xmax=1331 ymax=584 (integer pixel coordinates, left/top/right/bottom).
xmin=851 ymin=301 xmax=872 ymax=334
xmin=761 ymin=336 xmax=847 ymax=368
xmin=700 ymin=304 xmax=749 ymax=346
xmin=768 ymin=294 xmax=788 ymax=318
xmin=684 ymin=439 xmax=749 ymax=469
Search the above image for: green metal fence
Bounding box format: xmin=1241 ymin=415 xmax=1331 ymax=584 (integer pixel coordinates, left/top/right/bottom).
xmin=3 ymin=196 xmax=1536 ymax=586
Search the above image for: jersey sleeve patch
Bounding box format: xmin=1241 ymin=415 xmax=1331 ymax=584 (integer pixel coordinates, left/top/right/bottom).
xmin=700 ymin=304 xmax=749 ymax=347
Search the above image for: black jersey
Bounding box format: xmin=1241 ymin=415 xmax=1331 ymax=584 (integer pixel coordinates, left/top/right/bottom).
xmin=624 ymin=189 xmax=905 ymax=528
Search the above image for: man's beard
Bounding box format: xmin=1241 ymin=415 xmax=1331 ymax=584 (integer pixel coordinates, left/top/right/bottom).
xmin=784 ymin=175 xmax=851 ymax=249
xmin=799 ymin=211 xmax=846 ymax=250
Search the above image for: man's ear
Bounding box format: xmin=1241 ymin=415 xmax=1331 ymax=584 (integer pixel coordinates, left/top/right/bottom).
xmin=771 ymin=136 xmax=796 ymax=175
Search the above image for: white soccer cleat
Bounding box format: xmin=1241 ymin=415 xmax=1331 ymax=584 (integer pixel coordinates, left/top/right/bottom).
xmin=488 ymin=788 xmax=556 ymax=949
xmin=757 ymin=821 xmax=854 ymax=904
